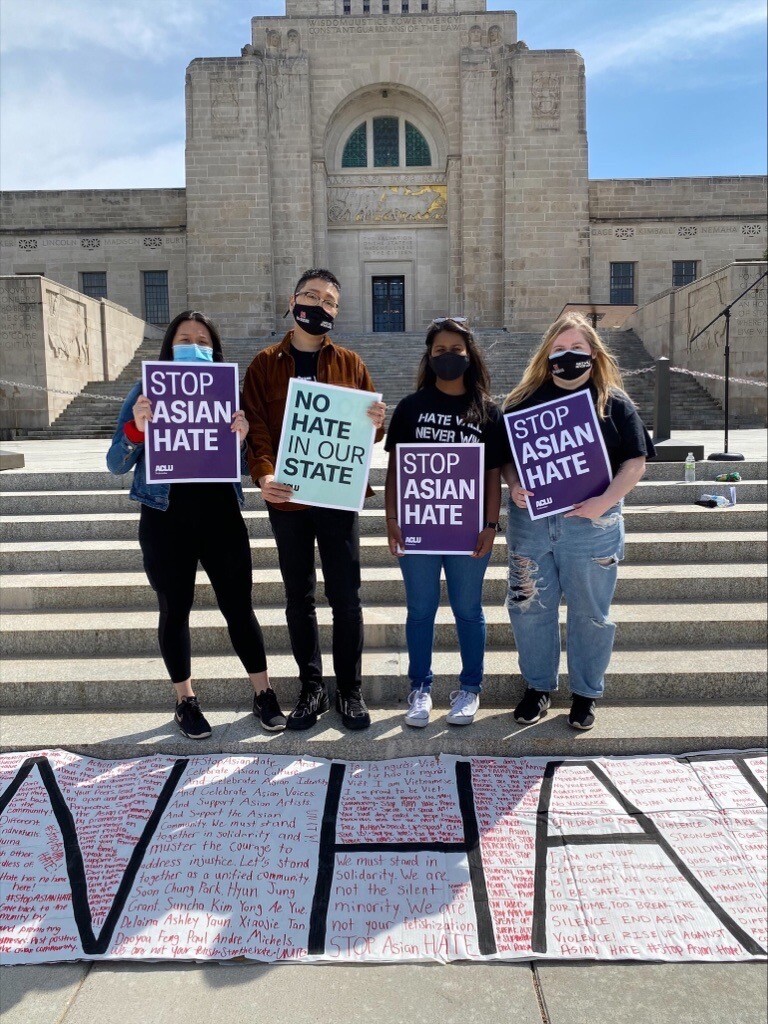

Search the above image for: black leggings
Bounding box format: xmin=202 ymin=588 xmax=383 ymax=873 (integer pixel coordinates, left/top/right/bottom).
xmin=139 ymin=484 xmax=267 ymax=683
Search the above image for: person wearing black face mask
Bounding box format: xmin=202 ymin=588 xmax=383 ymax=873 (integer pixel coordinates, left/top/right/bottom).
xmin=495 ymin=313 xmax=655 ymax=732
xmin=384 ymin=319 xmax=505 ymax=729
xmin=242 ymin=269 xmax=387 ymax=733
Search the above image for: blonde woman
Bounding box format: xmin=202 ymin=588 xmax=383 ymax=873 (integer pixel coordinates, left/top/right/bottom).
xmin=498 ymin=313 xmax=655 ymax=730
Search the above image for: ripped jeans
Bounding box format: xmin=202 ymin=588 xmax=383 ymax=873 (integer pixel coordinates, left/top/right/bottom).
xmin=505 ymin=500 xmax=624 ymax=699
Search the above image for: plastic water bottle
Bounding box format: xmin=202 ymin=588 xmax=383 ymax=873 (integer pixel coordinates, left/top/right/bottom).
xmin=684 ymin=453 xmax=696 ymax=483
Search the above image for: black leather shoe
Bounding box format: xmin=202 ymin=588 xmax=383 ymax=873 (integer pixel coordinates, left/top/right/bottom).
xmin=335 ymin=689 xmax=371 ymax=731
xmin=286 ymin=687 xmax=330 ymax=731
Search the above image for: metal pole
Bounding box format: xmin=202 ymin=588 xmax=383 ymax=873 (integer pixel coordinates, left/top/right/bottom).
xmin=729 ymin=307 xmax=733 ymax=456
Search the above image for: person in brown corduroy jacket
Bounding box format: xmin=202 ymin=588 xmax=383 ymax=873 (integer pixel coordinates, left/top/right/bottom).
xmin=242 ymin=268 xmax=386 ymax=733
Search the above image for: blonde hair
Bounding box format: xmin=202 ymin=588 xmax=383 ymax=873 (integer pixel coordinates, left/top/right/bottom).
xmin=503 ymin=312 xmax=628 ymax=418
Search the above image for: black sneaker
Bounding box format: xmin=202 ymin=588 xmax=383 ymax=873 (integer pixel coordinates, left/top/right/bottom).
xmin=513 ymin=687 xmax=551 ymax=724
xmin=174 ymin=696 xmax=212 ymax=740
xmin=568 ymin=695 xmax=596 ymax=731
xmin=286 ymin=687 xmax=330 ymax=731
xmin=335 ymin=689 xmax=371 ymax=731
xmin=253 ymin=688 xmax=287 ymax=732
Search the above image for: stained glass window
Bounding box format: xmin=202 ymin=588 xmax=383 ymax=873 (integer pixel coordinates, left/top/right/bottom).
xmin=342 ymin=123 xmax=367 ymax=168
xmin=405 ymin=121 xmax=430 ymax=166
xmin=373 ymin=116 xmax=399 ymax=167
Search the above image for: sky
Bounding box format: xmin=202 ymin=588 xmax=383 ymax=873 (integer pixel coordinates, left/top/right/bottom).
xmin=0 ymin=0 xmax=765 ymax=191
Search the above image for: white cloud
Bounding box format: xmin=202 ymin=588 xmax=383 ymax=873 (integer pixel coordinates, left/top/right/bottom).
xmin=0 ymin=72 xmax=184 ymax=189
xmin=581 ymin=0 xmax=766 ymax=76
xmin=0 ymin=0 xmax=208 ymax=60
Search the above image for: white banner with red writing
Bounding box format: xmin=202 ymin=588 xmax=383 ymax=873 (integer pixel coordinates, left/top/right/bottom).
xmin=1 ymin=750 xmax=765 ymax=964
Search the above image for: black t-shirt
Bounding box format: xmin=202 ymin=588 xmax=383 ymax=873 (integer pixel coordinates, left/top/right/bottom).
xmin=385 ymin=387 xmax=507 ymax=470
xmin=495 ymin=380 xmax=655 ymax=476
xmin=290 ymin=345 xmax=319 ymax=381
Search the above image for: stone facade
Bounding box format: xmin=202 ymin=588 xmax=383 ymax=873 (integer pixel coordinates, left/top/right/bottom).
xmin=0 ymin=3 xmax=766 ymax=340
xmin=0 ymin=275 xmax=157 ymax=433
xmin=626 ymin=261 xmax=767 ymax=424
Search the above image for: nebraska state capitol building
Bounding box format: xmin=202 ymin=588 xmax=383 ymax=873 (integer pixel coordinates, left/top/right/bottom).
xmin=1 ymin=0 xmax=766 ymax=337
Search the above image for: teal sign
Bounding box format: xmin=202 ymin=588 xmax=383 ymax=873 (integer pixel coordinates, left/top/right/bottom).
xmin=274 ymin=379 xmax=380 ymax=511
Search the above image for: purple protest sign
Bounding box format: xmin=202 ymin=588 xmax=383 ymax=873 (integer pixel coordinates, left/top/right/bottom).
xmin=504 ymin=390 xmax=612 ymax=520
xmin=396 ymin=443 xmax=484 ymax=555
xmin=142 ymin=361 xmax=240 ymax=484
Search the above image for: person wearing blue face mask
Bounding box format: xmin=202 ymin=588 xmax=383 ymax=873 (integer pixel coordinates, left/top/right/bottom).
xmin=107 ymin=311 xmax=281 ymax=741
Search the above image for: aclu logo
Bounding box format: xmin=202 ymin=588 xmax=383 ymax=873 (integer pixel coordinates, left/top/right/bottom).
xmin=154 ymin=465 xmax=174 ymax=474
xmin=535 ymin=497 xmax=553 ymax=508
xmin=405 ymin=536 xmax=422 ymax=544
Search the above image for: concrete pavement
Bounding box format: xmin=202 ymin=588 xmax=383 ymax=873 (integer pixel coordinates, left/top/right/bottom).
xmin=2 ymin=961 xmax=766 ymax=1024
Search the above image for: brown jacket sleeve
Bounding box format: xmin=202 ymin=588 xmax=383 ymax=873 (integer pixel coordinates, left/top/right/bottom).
xmin=242 ymin=355 xmax=276 ymax=484
xmin=356 ymin=355 xmax=386 ymax=445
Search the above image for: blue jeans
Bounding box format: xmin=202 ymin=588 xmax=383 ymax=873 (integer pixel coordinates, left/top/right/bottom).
xmin=399 ymin=553 xmax=491 ymax=694
xmin=505 ymin=500 xmax=625 ymax=699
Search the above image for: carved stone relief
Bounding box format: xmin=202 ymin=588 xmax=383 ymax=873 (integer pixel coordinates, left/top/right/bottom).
xmin=532 ymin=72 xmax=561 ymax=129
xmin=45 ymin=291 xmax=90 ymax=365
xmin=210 ymin=75 xmax=241 ymax=138
xmin=328 ymin=185 xmax=446 ymax=225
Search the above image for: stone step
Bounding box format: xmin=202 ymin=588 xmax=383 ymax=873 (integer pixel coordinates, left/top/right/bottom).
xmin=1 ymin=563 xmax=765 ymax=611
xmin=1 ymin=503 xmax=764 ymax=542
xmin=1 ymin=481 xmax=764 ymax=516
xmin=1 ymin=460 xmax=764 ymax=492
xmin=1 ymin=531 xmax=765 ymax=573
xmin=1 ymin=703 xmax=764 ymax=759
xmin=1 ymin=648 xmax=765 ymax=710
xmin=2 ymin=602 xmax=765 ymax=657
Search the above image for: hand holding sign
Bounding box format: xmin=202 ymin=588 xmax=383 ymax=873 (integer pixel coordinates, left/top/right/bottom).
xmin=504 ymin=391 xmax=611 ymax=520
xmin=274 ymin=379 xmax=380 ymax=512
xmin=142 ymin=361 xmax=241 ymax=483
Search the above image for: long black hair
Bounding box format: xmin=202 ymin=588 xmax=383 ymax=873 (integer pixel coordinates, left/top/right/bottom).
xmin=157 ymin=311 xmax=224 ymax=362
xmin=416 ymin=318 xmax=494 ymax=425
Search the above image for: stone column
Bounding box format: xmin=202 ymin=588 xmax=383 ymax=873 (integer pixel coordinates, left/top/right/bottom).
xmin=502 ymin=47 xmax=590 ymax=331
xmin=263 ymin=29 xmax=314 ymax=328
xmin=459 ymin=27 xmax=504 ymax=325
xmin=185 ymin=56 xmax=274 ymax=338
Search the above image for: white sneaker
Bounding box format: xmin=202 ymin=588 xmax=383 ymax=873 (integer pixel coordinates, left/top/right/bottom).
xmin=446 ymin=689 xmax=479 ymax=726
xmin=404 ymin=688 xmax=432 ymax=728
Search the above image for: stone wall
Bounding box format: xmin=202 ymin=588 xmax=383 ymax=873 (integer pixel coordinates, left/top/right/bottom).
xmin=589 ymin=177 xmax=767 ymax=308
xmin=503 ymin=48 xmax=590 ymax=329
xmin=0 ymin=276 xmax=155 ymax=435
xmin=185 ymin=58 xmax=275 ymax=337
xmin=626 ymin=261 xmax=767 ymax=424
xmin=0 ymin=190 xmax=187 ymax=324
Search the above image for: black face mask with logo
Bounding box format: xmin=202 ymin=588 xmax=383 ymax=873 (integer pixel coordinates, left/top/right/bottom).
xmin=429 ymin=352 xmax=471 ymax=382
xmin=293 ymin=303 xmax=334 ymax=337
xmin=549 ymin=350 xmax=593 ymax=381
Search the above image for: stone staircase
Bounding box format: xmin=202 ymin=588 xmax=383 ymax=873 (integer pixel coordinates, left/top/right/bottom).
xmin=1 ymin=459 xmax=765 ymax=759
xmin=23 ymin=329 xmax=723 ymax=439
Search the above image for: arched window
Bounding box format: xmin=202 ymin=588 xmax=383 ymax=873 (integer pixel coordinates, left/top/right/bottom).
xmin=341 ymin=117 xmax=432 ymax=169
xmin=341 ymin=123 xmax=367 ymax=168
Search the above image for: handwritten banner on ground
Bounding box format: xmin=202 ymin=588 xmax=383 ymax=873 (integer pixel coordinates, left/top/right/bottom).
xmin=142 ymin=361 xmax=240 ymax=484
xmin=1 ymin=749 xmax=765 ymax=964
xmin=274 ymin=379 xmax=381 ymax=511
xmin=396 ymin=443 xmax=484 ymax=554
xmin=504 ymin=390 xmax=612 ymax=520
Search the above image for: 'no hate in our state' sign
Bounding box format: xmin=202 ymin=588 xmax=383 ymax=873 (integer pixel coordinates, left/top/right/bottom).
xmin=504 ymin=390 xmax=612 ymax=520
xmin=274 ymin=378 xmax=380 ymax=512
xmin=142 ymin=361 xmax=241 ymax=484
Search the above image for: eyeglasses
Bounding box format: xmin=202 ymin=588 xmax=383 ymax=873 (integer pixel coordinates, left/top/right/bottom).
xmin=295 ymin=290 xmax=340 ymax=314
xmin=432 ymin=316 xmax=468 ymax=325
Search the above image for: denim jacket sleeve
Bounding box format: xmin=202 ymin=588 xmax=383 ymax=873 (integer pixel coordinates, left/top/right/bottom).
xmin=106 ymin=382 xmax=144 ymax=476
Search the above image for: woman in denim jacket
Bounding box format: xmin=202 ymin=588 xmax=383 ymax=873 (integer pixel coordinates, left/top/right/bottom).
xmin=497 ymin=312 xmax=655 ymax=732
xmin=107 ymin=311 xmax=285 ymax=740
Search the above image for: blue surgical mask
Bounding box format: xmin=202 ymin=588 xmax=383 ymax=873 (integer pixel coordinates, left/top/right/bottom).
xmin=173 ymin=344 xmax=214 ymax=363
